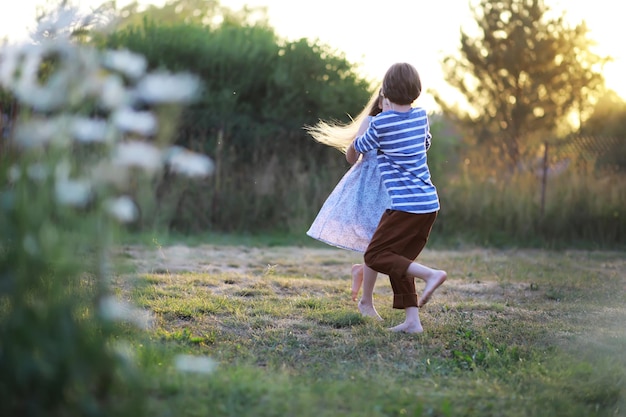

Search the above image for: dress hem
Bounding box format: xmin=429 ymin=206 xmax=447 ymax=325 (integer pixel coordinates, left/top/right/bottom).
xmin=306 ymin=232 xmax=366 ymax=254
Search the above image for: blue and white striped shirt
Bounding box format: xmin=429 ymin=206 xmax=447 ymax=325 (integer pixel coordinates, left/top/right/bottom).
xmin=354 ymin=107 xmax=440 ymax=214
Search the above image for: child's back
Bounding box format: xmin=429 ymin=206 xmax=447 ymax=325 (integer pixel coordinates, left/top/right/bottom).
xmin=360 ymin=107 xmax=438 ymax=214
xmin=351 ymin=62 xmax=447 ymax=333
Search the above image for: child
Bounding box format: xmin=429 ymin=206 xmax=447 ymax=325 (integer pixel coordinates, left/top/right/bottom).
xmin=306 ymin=88 xmax=389 ymax=320
xmin=351 ymin=62 xmax=447 ymax=333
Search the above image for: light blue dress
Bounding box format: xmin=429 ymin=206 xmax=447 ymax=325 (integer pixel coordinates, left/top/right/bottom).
xmin=307 ymin=150 xmax=391 ymax=253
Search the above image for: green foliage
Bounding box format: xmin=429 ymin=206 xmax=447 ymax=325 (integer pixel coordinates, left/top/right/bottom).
xmin=0 ymin=127 xmax=146 ymax=417
xmin=433 ymin=166 xmax=626 ymax=248
xmin=97 ymin=9 xmax=372 ymax=233
xmin=427 ymin=113 xmax=462 ymax=182
xmin=0 ymin=3 xmax=213 ymax=415
xmin=538 ymin=169 xmax=624 ymax=243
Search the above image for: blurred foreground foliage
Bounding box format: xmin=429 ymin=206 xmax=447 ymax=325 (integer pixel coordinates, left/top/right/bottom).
xmin=0 ymin=2 xmax=214 ymax=415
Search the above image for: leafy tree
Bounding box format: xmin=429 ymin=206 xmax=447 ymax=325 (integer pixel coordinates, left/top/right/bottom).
xmin=101 ymin=18 xmax=369 ymax=157
xmin=433 ymin=0 xmax=609 ymax=171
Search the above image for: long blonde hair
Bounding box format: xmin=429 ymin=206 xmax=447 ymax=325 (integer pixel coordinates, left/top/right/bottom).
xmin=305 ymin=88 xmax=382 ymax=154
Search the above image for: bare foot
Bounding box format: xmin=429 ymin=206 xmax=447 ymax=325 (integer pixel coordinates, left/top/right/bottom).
xmin=389 ymin=321 xmax=423 ymax=334
xmin=418 ymin=270 xmax=447 ymax=307
xmin=358 ymin=300 xmax=383 ymax=321
xmin=351 ymin=264 xmax=363 ymax=302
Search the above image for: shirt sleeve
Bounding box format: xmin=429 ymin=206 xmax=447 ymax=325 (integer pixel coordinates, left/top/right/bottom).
xmin=354 ymin=120 xmax=379 ymax=153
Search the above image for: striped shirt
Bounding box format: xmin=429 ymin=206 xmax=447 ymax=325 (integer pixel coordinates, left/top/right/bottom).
xmin=354 ymin=107 xmax=440 ymax=214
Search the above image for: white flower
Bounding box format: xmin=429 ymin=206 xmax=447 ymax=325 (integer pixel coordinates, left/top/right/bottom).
xmin=112 ymin=140 xmax=162 ymax=173
xmin=14 ymin=118 xmax=66 ymax=148
xmin=165 ymin=146 xmax=214 ymax=178
xmin=174 ymin=354 xmax=218 ymax=374
xmin=27 ymin=163 xmax=48 ymax=181
xmin=100 ymin=296 xmax=130 ymax=321
xmin=102 ymin=49 xmax=147 ymax=80
xmin=8 ymin=165 xmax=21 ymax=182
xmin=99 ymin=295 xmax=153 ymax=329
xmin=31 ymin=5 xmax=82 ymax=41
xmin=135 ymin=72 xmax=200 ymax=104
xmin=55 ymin=178 xmax=92 ymax=207
xmin=72 ymin=117 xmax=111 ymax=143
xmin=99 ymin=74 xmax=130 ymax=109
xmin=54 ymin=159 xmax=72 ymax=181
xmin=90 ymin=160 xmax=130 ymax=188
xmin=112 ymin=107 xmax=158 ymax=136
xmin=22 ymin=235 xmax=39 ymax=256
xmin=0 ymin=44 xmax=21 ymax=88
xmin=14 ymin=42 xmax=75 ymax=112
xmin=105 ymin=196 xmax=138 ymax=223
xmin=111 ymin=341 xmax=136 ymax=365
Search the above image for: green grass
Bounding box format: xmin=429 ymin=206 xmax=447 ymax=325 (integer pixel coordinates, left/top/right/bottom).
xmin=113 ymin=244 xmax=626 ymax=417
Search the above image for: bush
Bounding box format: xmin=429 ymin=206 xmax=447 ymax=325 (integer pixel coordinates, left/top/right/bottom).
xmin=0 ymin=4 xmax=213 ymax=416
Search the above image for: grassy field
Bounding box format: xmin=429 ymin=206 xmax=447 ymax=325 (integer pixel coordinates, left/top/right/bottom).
xmin=113 ymin=242 xmax=625 ymax=417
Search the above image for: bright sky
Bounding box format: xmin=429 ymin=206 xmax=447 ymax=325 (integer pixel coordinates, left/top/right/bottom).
xmin=2 ymin=0 xmax=625 ymax=109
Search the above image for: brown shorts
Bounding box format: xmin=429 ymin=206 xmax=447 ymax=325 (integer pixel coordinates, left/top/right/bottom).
xmin=364 ymin=210 xmax=437 ymax=309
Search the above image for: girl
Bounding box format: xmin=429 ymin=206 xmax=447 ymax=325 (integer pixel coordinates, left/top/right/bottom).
xmin=305 ymin=88 xmax=389 ymax=320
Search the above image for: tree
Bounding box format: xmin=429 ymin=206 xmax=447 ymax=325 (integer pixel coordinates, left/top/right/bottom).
xmin=432 ymin=0 xmax=609 ymax=171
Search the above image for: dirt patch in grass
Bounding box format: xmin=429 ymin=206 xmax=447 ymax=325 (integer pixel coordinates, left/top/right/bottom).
xmin=120 ymin=244 xmax=365 ymax=280
xmin=117 ymin=244 xmax=625 ymax=312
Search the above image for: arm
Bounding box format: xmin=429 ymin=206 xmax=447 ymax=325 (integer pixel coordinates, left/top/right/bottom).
xmin=346 ymin=141 xmax=359 ymax=164
xmin=345 ymin=116 xmax=372 ymax=165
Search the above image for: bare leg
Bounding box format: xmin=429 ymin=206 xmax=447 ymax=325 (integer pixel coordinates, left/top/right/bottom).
xmin=358 ymin=265 xmax=382 ymax=320
xmin=351 ymin=264 xmax=363 ymax=302
xmin=405 ymin=262 xmax=447 ymax=307
xmin=389 ymin=306 xmax=423 ymax=333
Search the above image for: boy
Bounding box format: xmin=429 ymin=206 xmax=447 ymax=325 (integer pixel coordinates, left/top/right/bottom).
xmin=350 ymin=62 xmax=447 ymax=333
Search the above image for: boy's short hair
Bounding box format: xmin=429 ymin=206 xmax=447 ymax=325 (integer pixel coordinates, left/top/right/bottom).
xmin=381 ymin=63 xmax=422 ymax=105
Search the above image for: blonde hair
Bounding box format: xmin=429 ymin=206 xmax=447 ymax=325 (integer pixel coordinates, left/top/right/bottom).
xmin=305 ymin=88 xmax=382 ymax=154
